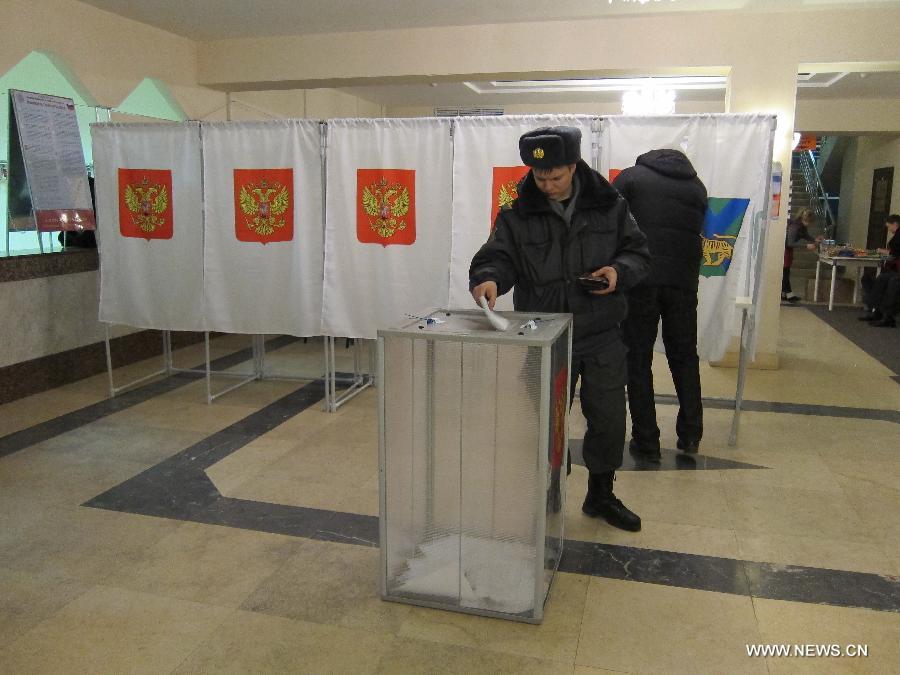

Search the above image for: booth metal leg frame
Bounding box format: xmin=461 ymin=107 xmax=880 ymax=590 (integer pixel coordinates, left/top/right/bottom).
xmin=323 ymin=336 xmax=374 ymax=412
xmin=104 ymin=324 xmax=170 ymax=398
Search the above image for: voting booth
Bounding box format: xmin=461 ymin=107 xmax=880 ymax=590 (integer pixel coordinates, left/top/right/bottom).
xmin=377 ymin=308 xmax=572 ymax=623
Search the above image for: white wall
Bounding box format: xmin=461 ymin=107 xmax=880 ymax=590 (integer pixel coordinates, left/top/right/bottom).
xmin=386 ymin=100 xmax=726 ymax=118
xmin=197 ymin=89 xmax=384 ymax=121
xmin=837 ymin=136 xmax=900 ymax=246
xmin=197 ymin=9 xmax=900 ymax=89
xmin=795 ymin=99 xmax=900 ymax=135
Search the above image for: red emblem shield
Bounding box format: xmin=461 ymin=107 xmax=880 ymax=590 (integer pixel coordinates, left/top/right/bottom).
xmin=550 ymin=367 xmax=568 ymax=471
xmin=118 ymin=168 xmax=174 ymax=240
xmin=234 ymin=168 xmax=294 ymax=244
xmin=491 ymin=166 xmax=530 ymax=231
xmin=356 ymin=169 xmax=416 ymax=246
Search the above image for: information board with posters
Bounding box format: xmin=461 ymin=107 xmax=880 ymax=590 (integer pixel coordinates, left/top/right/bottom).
xmin=7 ymin=89 xmax=95 ymax=232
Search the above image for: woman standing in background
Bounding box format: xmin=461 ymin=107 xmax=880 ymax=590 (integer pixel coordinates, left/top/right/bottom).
xmin=782 ymin=208 xmax=820 ymax=303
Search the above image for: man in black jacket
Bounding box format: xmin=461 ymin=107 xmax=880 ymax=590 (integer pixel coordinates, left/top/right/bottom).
xmin=613 ymin=149 xmax=708 ymax=461
xmin=470 ymin=126 xmax=651 ymax=532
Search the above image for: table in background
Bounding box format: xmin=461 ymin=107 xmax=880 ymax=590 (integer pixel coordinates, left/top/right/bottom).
xmin=813 ymin=254 xmax=886 ymax=310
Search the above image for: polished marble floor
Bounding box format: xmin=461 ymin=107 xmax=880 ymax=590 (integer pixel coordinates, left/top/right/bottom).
xmin=1 ymin=309 xmax=898 ymax=674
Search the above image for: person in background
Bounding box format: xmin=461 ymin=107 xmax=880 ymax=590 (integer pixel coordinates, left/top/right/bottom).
xmin=859 ymin=213 xmax=900 ymax=327
xmin=613 ymin=148 xmax=708 ymax=460
xmin=867 ymin=274 xmax=900 ymax=328
xmin=782 ymin=208 xmax=821 ymax=303
xmin=469 ymin=126 xmax=650 ymax=532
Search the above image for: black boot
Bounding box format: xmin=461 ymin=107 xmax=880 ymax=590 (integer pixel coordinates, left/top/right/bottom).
xmin=676 ymin=437 xmax=700 ymax=454
xmin=628 ymin=438 xmax=661 ymax=464
xmin=858 ymin=309 xmax=882 ymax=322
xmin=582 ymin=472 xmax=641 ymax=532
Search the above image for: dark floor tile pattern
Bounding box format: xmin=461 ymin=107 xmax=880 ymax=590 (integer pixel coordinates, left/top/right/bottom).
xmin=560 ymin=541 xmax=900 ymax=613
xmin=561 ymin=541 xmax=749 ymax=596
xmin=0 ymin=327 xmax=213 ymax=405
xmin=656 ymin=393 xmax=900 ymax=425
xmin=569 ymin=439 xmax=770 ymax=472
xmin=78 ymin=377 xmax=900 ymax=615
xmin=0 ymin=373 xmax=200 ymax=459
xmin=0 ymin=336 xmax=299 ymax=459
xmin=84 ymin=379 xmax=380 ymax=546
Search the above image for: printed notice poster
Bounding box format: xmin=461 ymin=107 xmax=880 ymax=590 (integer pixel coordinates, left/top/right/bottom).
xmin=8 ymin=90 xmax=95 ymax=232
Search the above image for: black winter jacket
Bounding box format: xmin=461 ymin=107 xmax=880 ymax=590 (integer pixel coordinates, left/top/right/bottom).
xmin=612 ymin=149 xmax=708 ymax=291
xmin=470 ymin=160 xmax=650 ymax=356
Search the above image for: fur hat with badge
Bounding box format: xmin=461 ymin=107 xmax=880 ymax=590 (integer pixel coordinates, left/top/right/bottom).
xmin=519 ymin=126 xmax=582 ymax=169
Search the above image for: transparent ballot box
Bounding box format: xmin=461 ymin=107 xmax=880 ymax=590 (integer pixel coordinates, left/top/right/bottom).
xmin=377 ymin=308 xmax=572 ymax=623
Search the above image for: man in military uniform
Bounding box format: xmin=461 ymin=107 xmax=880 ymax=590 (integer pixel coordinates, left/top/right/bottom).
xmin=469 ymin=126 xmax=650 ymax=532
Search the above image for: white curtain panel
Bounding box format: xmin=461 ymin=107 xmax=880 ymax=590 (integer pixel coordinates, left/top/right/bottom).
xmin=322 ymin=118 xmax=453 ymax=338
xmin=709 ymin=114 xmax=775 ymax=359
xmin=449 ymin=115 xmax=595 ymax=311
xmin=201 ymin=120 xmax=323 ymax=336
xmin=600 ymin=114 xmax=773 ymax=361
xmin=92 ymin=122 xmax=204 ymax=331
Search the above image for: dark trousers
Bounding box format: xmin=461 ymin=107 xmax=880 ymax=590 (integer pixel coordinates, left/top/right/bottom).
xmin=623 ymin=285 xmax=703 ymax=450
xmin=864 ymin=270 xmax=898 ymax=311
xmin=781 ymin=267 xmax=792 ymax=295
xmin=882 ymin=275 xmax=900 ymax=316
xmin=569 ymin=337 xmax=627 ymax=474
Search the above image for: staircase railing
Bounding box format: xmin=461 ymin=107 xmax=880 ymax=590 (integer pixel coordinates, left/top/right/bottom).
xmin=798 ymin=149 xmax=836 ymax=239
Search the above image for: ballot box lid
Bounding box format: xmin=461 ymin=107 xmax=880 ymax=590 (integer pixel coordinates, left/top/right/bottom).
xmin=378 ymin=308 xmax=571 ymax=347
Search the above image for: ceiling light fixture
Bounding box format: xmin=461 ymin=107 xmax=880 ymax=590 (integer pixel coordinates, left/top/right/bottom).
xmin=464 ymin=76 xmax=726 ymax=95
xmin=796 ymin=72 xmax=849 ymax=88
xmin=621 ymin=85 xmax=676 ymax=115
xmin=608 ymin=0 xmax=675 ymax=4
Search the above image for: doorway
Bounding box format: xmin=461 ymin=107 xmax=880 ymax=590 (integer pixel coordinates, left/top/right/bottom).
xmin=867 ymin=166 xmax=894 ymax=248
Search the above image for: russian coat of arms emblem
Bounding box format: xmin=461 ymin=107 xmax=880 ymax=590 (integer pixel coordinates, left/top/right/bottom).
xmin=123 ymin=178 xmax=168 ymax=233
xmin=118 ymin=168 xmax=173 ymax=240
xmin=356 ymin=169 xmax=416 ymax=246
xmin=361 ymin=177 xmax=411 ymax=239
xmin=233 ymin=168 xmax=294 ymax=244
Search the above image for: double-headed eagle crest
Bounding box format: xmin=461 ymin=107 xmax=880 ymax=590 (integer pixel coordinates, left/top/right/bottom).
xmin=123 ymin=177 xmax=168 ymax=232
xmin=239 ymin=179 xmax=290 ymax=237
xmin=497 ymin=180 xmax=520 ymax=211
xmin=361 ymin=177 xmax=410 ymax=239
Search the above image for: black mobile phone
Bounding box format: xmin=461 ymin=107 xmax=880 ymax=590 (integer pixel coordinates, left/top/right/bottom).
xmin=578 ymin=274 xmax=610 ymax=291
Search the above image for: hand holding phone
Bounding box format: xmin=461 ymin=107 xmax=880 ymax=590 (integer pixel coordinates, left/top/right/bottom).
xmin=577 ymin=275 xmax=610 ymax=291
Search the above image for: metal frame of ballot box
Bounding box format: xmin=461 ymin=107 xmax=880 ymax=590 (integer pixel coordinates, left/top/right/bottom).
xmin=377 ymin=308 xmax=572 ymax=623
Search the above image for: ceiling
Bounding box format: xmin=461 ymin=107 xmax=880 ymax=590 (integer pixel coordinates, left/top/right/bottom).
xmin=338 ymin=71 xmax=900 ymax=108
xmin=78 ymin=0 xmax=900 ymax=41
xmin=77 ymin=0 xmax=900 ymax=108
